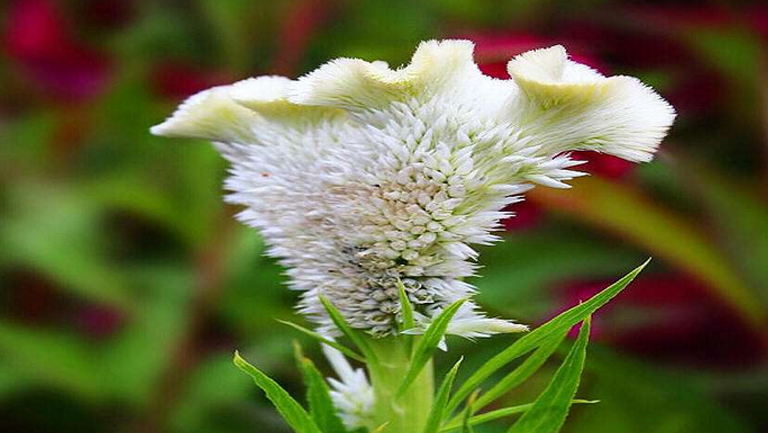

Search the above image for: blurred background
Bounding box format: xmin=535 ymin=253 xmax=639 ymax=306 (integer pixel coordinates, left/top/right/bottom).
xmin=1 ymin=0 xmax=767 ymax=432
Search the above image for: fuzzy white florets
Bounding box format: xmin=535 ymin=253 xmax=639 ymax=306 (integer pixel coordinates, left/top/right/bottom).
xmin=152 ymin=40 xmax=674 ymax=338
xmin=322 ymin=344 xmax=375 ymax=429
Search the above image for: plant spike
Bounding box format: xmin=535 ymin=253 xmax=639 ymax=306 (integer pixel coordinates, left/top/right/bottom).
xmin=396 ymin=298 xmax=468 ymax=398
xmin=397 ymin=279 xmax=416 ymax=354
xmin=279 ymin=319 xmax=366 ymax=363
xmin=423 ymin=357 xmax=463 ymax=433
xmin=319 ymin=295 xmax=379 ymax=365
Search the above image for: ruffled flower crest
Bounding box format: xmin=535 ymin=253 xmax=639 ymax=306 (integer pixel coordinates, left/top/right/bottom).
xmin=152 ymin=40 xmax=674 ymax=339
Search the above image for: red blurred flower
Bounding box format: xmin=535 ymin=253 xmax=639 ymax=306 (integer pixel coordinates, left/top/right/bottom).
xmin=571 ymin=151 xmax=636 ymax=180
xmin=468 ymin=32 xmax=606 ymax=79
xmin=747 ymin=5 xmax=768 ymax=43
xmin=470 ymin=33 xmax=548 ymax=78
xmin=5 ymin=271 xmax=125 ymax=339
xmin=501 ymin=199 xmax=543 ymax=231
xmin=622 ymin=4 xmax=738 ymax=30
xmin=272 ymin=0 xmax=334 ymax=76
xmin=556 ymin=18 xmax=691 ymax=69
xmin=4 ymin=0 xmax=67 ymax=59
xmin=150 ymin=63 xmax=233 ymax=100
xmin=76 ymin=303 xmax=125 ymax=339
xmin=5 ymin=272 xmax=61 ymax=325
xmin=554 ymin=274 xmax=765 ymax=367
xmin=2 ymin=0 xmax=112 ymax=103
xmin=80 ymin=0 xmax=136 ymax=29
xmin=555 ymin=13 xmax=727 ymax=116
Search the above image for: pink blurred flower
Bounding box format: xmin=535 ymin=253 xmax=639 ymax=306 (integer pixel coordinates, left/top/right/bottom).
xmin=2 ymin=0 xmax=112 ymax=103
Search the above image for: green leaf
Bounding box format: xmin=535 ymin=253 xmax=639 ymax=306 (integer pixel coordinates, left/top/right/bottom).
xmin=397 ymin=279 xmax=417 ymax=354
xmin=447 ymin=260 xmax=647 ymax=414
xmin=688 ymin=28 xmax=762 ymax=94
xmin=319 ymin=295 xmax=378 ymax=364
xmin=476 ymin=229 xmax=641 ymax=320
xmin=397 ymin=279 xmax=416 ymax=333
xmin=423 ymin=357 xmax=463 ymax=433
xmin=441 ymin=400 xmax=598 ymax=432
xmin=677 ymin=162 xmax=768 ymax=305
xmin=0 ymin=321 xmax=104 ymax=400
xmin=460 ymin=390 xmax=480 ymax=433
xmin=294 ymin=343 xmax=348 ymax=433
xmin=279 ymin=320 xmax=366 ymax=363
xmin=474 ymin=327 xmax=569 ymax=411
xmin=169 ymin=353 xmax=255 ymax=432
xmin=1 ymin=184 xmax=134 ymax=308
xmin=195 ymin=0 xmax=258 ymax=72
xmin=569 ymin=345 xmax=754 ymax=433
xmin=99 ymin=264 xmax=193 ymax=404
xmin=442 ymin=327 xmax=569 ymax=427
xmin=233 ymin=351 xmax=323 ymax=433
xmin=532 ymin=177 xmax=765 ymax=327
xmin=0 ymin=363 xmax=32 ymax=399
xmin=396 ymin=298 xmax=468 ymax=397
xmin=507 ymin=318 xmax=591 ymax=433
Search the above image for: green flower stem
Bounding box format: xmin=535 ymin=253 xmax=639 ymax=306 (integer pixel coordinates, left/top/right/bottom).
xmin=366 ymin=337 xmax=434 ymax=433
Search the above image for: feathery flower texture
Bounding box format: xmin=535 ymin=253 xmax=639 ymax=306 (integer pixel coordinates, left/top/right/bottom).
xmin=152 ymin=40 xmax=674 ymax=339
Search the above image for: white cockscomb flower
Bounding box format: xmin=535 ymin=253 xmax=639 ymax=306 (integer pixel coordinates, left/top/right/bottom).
xmin=151 ymin=40 xmax=674 ymax=338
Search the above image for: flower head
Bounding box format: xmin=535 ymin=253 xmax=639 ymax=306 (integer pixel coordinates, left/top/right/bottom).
xmin=152 ymin=40 xmax=674 ymax=337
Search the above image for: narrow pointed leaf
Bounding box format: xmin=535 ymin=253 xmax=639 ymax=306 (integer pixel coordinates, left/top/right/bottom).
xmin=445 ymin=327 xmax=569 ymax=428
xmin=448 ymin=260 xmax=647 ymax=413
xmin=397 ymin=279 xmax=416 ymax=354
xmin=233 ymin=351 xmax=323 ymax=433
xmin=423 ymin=357 xmax=463 ymax=433
xmin=397 ymin=298 xmax=468 ymax=397
xmin=279 ymin=319 xmax=366 ymax=363
xmin=460 ymin=390 xmax=480 ymax=433
xmin=440 ymin=400 xmax=597 ymax=431
xmin=475 ymin=328 xmax=569 ymax=411
xmin=507 ymin=317 xmax=592 ymax=433
xmin=294 ymin=344 xmax=348 ymax=433
xmin=397 ymin=279 xmax=415 ymax=332
xmin=319 ymin=295 xmax=378 ymax=364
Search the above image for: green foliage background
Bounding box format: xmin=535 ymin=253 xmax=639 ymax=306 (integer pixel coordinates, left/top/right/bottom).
xmin=0 ymin=0 xmax=766 ymax=432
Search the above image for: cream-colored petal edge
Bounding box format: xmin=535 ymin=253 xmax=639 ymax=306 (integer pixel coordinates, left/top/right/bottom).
xmin=150 ymin=85 xmax=261 ymax=143
xmin=150 ymin=77 xmax=342 ymax=142
xmin=288 ymin=39 xmax=479 ymax=110
xmin=507 ymin=45 xmax=676 ymax=162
